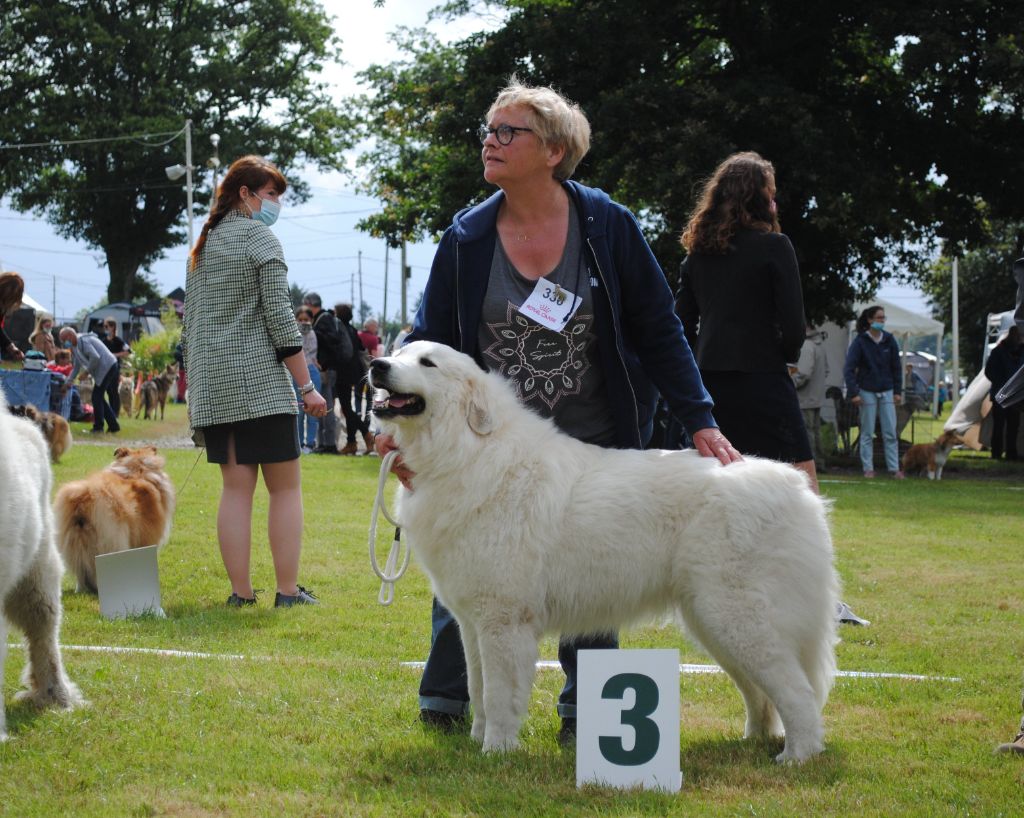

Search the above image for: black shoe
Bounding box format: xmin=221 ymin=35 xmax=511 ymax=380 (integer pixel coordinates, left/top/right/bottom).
xmin=558 ymin=717 xmax=577 ymax=746
xmin=274 ymin=585 xmax=319 ymax=607
xmin=419 ymin=708 xmax=468 ymax=734
xmin=226 ymin=592 xmax=257 ymax=607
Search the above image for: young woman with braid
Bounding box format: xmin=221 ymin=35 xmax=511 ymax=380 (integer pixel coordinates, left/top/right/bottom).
xmin=182 ymin=155 xmax=327 ymax=608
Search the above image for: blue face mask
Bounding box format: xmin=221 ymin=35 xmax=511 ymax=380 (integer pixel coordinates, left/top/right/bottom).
xmin=63 ymin=340 xmax=72 ymax=349
xmin=249 ymin=194 xmax=281 ymax=227
xmin=870 ymin=321 xmax=885 ymax=331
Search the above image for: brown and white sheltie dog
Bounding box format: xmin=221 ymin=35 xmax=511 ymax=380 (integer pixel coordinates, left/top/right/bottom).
xmin=53 ymin=447 xmax=175 ymax=592
xmin=902 ymin=430 xmax=962 ymax=480
xmin=8 ymin=403 xmax=73 ymax=463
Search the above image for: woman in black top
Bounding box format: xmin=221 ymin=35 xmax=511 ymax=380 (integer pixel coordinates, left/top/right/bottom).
xmin=985 ymin=325 xmax=1023 ymax=460
xmin=676 ymin=151 xmax=817 ymax=491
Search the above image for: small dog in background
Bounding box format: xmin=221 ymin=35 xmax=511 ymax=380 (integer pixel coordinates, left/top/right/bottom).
xmin=902 ymin=430 xmax=962 ymax=480
xmin=8 ymin=404 xmax=73 ymax=463
xmin=118 ymin=376 xmax=135 ymax=418
xmin=53 ymin=446 xmax=176 ymax=593
xmin=135 ymin=364 xmax=178 ymax=420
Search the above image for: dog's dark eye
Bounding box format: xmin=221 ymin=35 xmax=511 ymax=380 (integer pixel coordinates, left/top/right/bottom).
xmin=420 ymin=357 xmax=437 ymax=368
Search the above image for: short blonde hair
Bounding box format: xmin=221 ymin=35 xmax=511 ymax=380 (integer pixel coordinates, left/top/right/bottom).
xmin=487 ymin=78 xmax=591 ymax=182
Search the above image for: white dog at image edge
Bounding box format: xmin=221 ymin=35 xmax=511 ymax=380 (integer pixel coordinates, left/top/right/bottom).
xmin=370 ymin=341 xmax=839 ymax=763
xmin=0 ymin=389 xmax=84 ymax=740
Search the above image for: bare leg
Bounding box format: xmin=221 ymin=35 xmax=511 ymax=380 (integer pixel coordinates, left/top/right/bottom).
xmin=794 ymin=459 xmax=819 ymax=494
xmin=261 ymin=457 xmax=303 ymax=597
xmin=218 ymin=433 xmax=259 ymax=598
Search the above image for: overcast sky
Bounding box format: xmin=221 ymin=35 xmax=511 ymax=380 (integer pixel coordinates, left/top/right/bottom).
xmin=0 ymin=0 xmax=927 ymax=325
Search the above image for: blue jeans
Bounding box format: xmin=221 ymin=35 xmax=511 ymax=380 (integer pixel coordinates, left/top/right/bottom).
xmin=316 ymin=369 xmax=336 ymax=449
xmin=418 ymin=598 xmax=618 ymax=719
xmin=858 ymin=389 xmax=899 ymax=473
xmin=293 ymin=364 xmax=321 ymax=448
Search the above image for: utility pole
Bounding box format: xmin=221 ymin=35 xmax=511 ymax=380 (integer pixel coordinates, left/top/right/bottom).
xmin=951 ymin=256 xmax=960 ymax=405
xmin=208 ymin=133 xmax=221 ymax=210
xmin=383 ymin=241 xmax=389 ymax=330
xmin=184 ymin=119 xmax=194 ymax=250
xmin=357 ymin=249 xmax=363 ymax=322
xmin=403 ymin=238 xmax=411 ymax=325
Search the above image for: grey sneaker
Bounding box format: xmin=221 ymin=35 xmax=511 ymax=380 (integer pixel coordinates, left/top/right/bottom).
xmin=226 ymin=592 xmax=257 ymax=607
xmin=837 ymin=601 xmax=871 ymax=626
xmin=996 ymin=732 xmax=1024 ymax=754
xmin=274 ymin=585 xmax=319 ymax=607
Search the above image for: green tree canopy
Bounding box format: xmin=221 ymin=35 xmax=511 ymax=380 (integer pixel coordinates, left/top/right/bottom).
xmin=0 ymin=0 xmax=354 ymax=303
xmin=355 ymin=0 xmax=1024 ymax=324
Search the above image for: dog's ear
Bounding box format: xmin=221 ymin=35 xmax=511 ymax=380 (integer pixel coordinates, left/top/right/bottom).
xmin=464 ymin=377 xmax=494 ymax=436
xmin=113 ymin=447 xmax=130 ymax=458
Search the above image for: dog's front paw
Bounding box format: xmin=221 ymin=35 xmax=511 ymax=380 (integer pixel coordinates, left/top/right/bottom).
xmin=482 ymin=730 xmax=520 ymax=753
xmin=774 ymin=739 xmax=824 ymax=765
xmin=14 ymin=677 xmax=86 ymax=711
xmin=470 ymin=718 xmax=486 ymax=744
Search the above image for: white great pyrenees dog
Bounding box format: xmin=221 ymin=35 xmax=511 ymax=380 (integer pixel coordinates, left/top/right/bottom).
xmin=371 ymin=341 xmax=838 ymax=763
xmin=0 ymin=389 xmax=84 ymax=740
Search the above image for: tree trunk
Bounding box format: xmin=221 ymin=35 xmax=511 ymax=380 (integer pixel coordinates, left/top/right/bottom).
xmin=106 ymin=253 xmax=142 ymax=303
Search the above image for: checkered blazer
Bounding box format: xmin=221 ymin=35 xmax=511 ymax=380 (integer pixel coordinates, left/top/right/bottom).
xmin=182 ymin=210 xmax=301 ymax=428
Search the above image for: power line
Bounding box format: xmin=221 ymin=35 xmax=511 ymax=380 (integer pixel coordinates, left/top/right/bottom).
xmin=0 ymin=127 xmax=185 ymax=151
xmin=0 ymin=242 xmax=101 ymax=257
xmin=282 ymin=208 xmax=381 ymax=219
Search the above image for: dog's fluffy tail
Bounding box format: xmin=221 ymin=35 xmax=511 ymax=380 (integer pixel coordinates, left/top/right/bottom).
xmin=53 ymin=484 xmax=100 ymax=593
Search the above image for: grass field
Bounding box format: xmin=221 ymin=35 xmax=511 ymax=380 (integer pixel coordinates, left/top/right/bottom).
xmin=2 ymin=402 xmax=1023 ymax=816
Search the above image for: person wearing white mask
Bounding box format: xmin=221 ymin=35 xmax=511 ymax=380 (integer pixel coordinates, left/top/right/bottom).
xmin=182 ymin=155 xmax=327 ymax=608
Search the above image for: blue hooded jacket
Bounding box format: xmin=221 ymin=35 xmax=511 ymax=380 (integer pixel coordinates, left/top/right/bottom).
xmin=407 ymin=181 xmax=715 ymax=448
xmin=843 ymin=330 xmax=902 ymax=398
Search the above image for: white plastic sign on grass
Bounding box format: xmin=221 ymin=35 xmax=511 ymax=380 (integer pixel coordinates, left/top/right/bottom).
xmin=576 ymin=649 xmax=681 ymax=793
xmin=95 ymin=544 xmax=165 ymax=620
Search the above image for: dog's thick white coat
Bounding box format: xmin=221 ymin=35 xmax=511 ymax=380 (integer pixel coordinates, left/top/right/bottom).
xmin=0 ymin=389 xmax=84 ymax=739
xmin=372 ymin=342 xmax=840 ymax=763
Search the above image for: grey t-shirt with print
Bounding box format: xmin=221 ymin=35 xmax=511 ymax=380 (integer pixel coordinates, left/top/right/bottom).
xmin=478 ymin=200 xmax=616 ymax=445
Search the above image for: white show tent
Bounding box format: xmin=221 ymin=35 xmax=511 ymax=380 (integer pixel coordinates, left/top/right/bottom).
xmin=21 ymin=291 xmax=46 ymax=312
xmin=850 ymin=298 xmax=945 ymax=416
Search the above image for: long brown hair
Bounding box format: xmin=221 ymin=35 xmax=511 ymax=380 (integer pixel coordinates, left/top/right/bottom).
xmin=681 ymin=151 xmax=780 ymax=255
xmin=189 ymin=155 xmax=287 ymax=269
xmin=0 ymin=271 xmax=25 ymax=315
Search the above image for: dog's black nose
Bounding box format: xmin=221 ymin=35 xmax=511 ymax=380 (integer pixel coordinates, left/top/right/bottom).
xmin=370 ymin=358 xmax=390 ymax=374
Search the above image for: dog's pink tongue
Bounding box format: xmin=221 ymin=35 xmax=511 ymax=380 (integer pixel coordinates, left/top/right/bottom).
xmin=389 ymin=397 xmax=409 ymax=408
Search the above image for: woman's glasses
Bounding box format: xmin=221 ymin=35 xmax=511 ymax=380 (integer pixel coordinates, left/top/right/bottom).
xmin=478 ymin=124 xmax=534 ymax=146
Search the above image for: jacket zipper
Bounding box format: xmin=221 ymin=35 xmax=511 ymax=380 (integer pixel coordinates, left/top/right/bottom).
xmin=455 ymin=242 xmax=463 ymax=348
xmin=586 ymin=234 xmax=642 ymax=447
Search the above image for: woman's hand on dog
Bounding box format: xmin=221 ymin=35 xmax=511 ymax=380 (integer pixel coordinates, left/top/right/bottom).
xmin=692 ymin=427 xmax=744 ymax=465
xmin=375 ymin=433 xmax=416 ymax=490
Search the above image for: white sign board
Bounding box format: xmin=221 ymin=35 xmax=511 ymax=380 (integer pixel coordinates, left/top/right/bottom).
xmin=95 ymin=545 xmax=165 ymax=620
xmin=576 ymin=649 xmax=682 ymax=792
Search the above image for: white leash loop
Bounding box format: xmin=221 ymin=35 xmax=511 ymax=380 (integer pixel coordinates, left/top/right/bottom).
xmin=369 ymin=449 xmax=410 ymax=606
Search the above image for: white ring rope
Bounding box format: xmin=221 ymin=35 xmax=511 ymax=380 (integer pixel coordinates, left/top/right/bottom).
xmin=368 ymin=449 xmax=411 ymax=606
